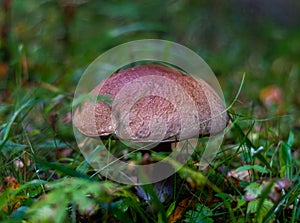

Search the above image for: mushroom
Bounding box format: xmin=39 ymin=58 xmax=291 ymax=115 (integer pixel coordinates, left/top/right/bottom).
xmin=73 ymin=64 xmax=228 ymax=140
xmin=73 ymin=64 xmax=228 ymax=201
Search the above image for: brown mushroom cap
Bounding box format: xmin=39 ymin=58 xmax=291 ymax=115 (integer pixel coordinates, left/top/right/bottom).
xmin=73 ymin=64 xmax=228 ymax=142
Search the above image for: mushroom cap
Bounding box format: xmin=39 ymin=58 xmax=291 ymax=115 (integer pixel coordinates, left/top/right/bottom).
xmin=73 ymin=64 xmax=228 ymax=142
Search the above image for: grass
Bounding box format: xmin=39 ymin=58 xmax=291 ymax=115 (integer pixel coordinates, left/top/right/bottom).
xmin=0 ymin=77 xmax=299 ymax=222
xmin=1 ymin=1 xmax=300 ymax=222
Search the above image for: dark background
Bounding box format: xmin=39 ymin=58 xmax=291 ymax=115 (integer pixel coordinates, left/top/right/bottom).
xmin=1 ymin=0 xmax=299 ymax=107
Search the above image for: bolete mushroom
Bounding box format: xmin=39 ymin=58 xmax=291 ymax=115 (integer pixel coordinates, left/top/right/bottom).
xmin=73 ymin=64 xmax=228 ymax=142
xmin=73 ymin=64 xmax=228 ymax=201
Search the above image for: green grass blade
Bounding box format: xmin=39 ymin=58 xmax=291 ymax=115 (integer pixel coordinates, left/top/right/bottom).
xmin=279 ymin=131 xmax=294 ymax=179
xmin=0 ymin=140 xmax=27 ymax=152
xmin=236 ymin=164 xmax=268 ymax=174
xmin=141 ymin=183 xmax=168 ymax=222
xmin=263 ymin=180 xmax=300 ymax=223
xmin=231 ymin=120 xmax=272 ymax=170
xmin=291 ymin=193 xmax=299 ymax=223
xmin=0 ymin=99 xmax=35 ymax=151
xmin=36 ymin=159 xmax=91 ymax=179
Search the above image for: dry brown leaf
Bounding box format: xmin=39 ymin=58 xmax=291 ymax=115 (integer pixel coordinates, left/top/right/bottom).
xmin=4 ymin=176 xmax=20 ymax=189
xmin=227 ymin=169 xmax=251 ymax=181
xmin=0 ymin=62 xmax=8 ymax=78
xmin=259 ymin=85 xmax=284 ymax=113
xmin=168 ymin=197 xmax=194 ymax=223
xmin=0 ymin=176 xmax=28 ymax=212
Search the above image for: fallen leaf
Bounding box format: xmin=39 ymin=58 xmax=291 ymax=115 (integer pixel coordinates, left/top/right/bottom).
xmin=268 ymin=178 xmax=292 ymax=203
xmin=4 ymin=176 xmax=20 ymax=189
xmin=259 ymin=85 xmax=284 ymax=113
xmin=168 ymin=197 xmax=194 ymax=223
xmin=0 ymin=62 xmax=8 ymax=78
xmin=0 ymin=176 xmax=28 ymax=212
xmin=227 ymin=168 xmax=251 ymax=181
xmin=243 ymin=178 xmax=293 ymax=203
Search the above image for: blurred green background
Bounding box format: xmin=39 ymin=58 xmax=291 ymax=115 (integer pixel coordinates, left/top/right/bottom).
xmin=1 ymin=0 xmax=300 ymax=137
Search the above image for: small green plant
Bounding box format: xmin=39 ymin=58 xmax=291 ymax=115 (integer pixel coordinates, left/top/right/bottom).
xmin=184 ymin=203 xmax=214 ymax=223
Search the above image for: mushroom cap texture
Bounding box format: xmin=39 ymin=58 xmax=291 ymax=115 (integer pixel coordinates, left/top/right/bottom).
xmin=73 ymin=64 xmax=228 ymax=142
